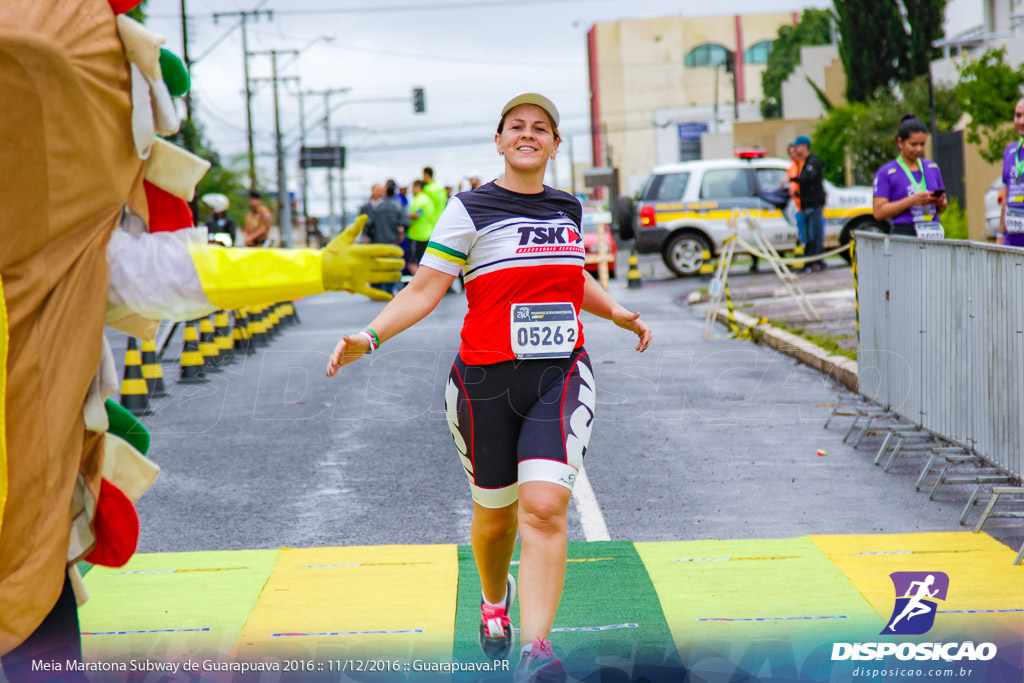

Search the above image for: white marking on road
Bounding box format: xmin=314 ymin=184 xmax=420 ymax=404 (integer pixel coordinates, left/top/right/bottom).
xmin=573 ymin=465 xmax=610 ymax=542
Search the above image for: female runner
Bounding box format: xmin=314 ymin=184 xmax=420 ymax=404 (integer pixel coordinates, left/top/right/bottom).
xmin=326 ymin=93 xmax=652 ymax=680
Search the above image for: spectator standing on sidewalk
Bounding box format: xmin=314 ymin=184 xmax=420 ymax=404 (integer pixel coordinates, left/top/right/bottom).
xmin=792 ymin=135 xmax=826 ymax=271
xmin=243 ymin=190 xmax=272 ymax=247
xmin=998 ymin=98 xmax=1024 ymax=247
xmin=872 ymin=114 xmax=946 ymax=239
xmin=406 ymin=179 xmax=437 ymax=275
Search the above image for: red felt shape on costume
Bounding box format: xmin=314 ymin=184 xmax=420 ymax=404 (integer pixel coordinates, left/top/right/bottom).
xmin=108 ymin=0 xmax=144 ymax=13
xmin=84 ymin=479 xmax=139 ymax=568
xmin=145 ymin=180 xmax=195 ymax=232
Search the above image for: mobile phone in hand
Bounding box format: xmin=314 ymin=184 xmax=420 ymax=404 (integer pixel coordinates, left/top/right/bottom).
xmin=931 ymin=189 xmax=946 ymax=198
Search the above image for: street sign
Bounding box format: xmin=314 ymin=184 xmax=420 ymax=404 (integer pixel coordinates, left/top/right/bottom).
xmin=584 ymin=167 xmax=618 ymax=188
xmin=299 ymin=145 xmax=345 ymax=169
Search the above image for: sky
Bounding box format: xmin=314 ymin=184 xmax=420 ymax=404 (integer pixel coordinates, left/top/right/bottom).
xmin=143 ymin=0 xmax=834 ymax=217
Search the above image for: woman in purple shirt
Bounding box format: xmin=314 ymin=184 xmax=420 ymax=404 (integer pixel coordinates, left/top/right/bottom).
xmin=998 ymin=98 xmax=1024 ymax=247
xmin=873 ymin=114 xmax=948 ymax=238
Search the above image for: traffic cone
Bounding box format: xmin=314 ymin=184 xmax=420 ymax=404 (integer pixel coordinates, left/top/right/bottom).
xmin=627 ymin=246 xmax=643 ymax=289
xmin=282 ymin=301 xmax=296 ymax=326
xmin=267 ymin=303 xmax=282 ymax=338
xmin=140 ymin=339 xmax=168 ymax=398
xmin=699 ymin=249 xmax=714 ymax=280
xmin=214 ymin=310 xmax=234 ymax=364
xmin=199 ymin=316 xmax=221 ymax=370
xmin=288 ymin=301 xmax=301 ymax=326
xmin=249 ymin=306 xmax=267 ymax=348
xmin=179 ymin=319 xmax=204 ymax=382
xmin=233 ymin=310 xmax=252 ymax=356
xmin=119 ymin=338 xmax=151 ymax=416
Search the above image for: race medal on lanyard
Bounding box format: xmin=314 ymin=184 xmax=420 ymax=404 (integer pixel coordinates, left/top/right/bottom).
xmin=1009 ymin=139 xmax=1024 ymax=232
xmin=510 ymin=303 xmax=577 ymax=359
xmin=896 ymin=156 xmax=939 ymax=233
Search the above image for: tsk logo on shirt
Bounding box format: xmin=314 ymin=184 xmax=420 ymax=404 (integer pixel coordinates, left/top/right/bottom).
xmin=517 ymin=225 xmax=582 ymax=245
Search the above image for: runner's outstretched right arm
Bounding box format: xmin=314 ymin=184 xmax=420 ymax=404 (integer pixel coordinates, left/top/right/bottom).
xmin=326 ymin=265 xmax=456 ymax=376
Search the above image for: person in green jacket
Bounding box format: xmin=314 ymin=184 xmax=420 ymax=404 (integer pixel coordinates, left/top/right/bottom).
xmin=406 ymin=179 xmax=438 ymax=274
xmin=423 ymin=166 xmax=449 ymax=220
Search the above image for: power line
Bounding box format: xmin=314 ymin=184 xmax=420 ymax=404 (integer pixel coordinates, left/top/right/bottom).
xmin=151 ymin=0 xmax=631 ymax=19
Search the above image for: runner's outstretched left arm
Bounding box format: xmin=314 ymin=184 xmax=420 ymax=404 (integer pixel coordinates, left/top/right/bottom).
xmin=580 ymin=271 xmax=652 ymax=352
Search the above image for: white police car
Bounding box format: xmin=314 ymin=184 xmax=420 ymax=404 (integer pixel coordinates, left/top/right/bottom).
xmin=629 ymin=151 xmax=884 ymax=276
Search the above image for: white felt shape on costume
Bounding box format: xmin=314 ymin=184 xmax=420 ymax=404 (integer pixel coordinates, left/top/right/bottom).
xmin=144 ymin=138 xmax=211 ymax=202
xmin=129 ymin=64 xmax=156 ymax=159
xmin=103 ymin=434 xmax=160 ymax=504
xmin=146 ymin=71 xmax=179 ymax=136
xmin=116 ymin=14 xmax=164 ymax=81
xmin=84 ymin=336 xmax=118 ymax=434
xmin=106 ymin=227 xmax=216 ymax=323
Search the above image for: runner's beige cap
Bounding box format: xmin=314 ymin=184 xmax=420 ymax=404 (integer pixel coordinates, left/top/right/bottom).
xmin=500 ymin=93 xmax=559 ymax=127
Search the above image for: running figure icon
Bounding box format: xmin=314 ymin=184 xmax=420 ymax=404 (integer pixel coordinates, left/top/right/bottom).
xmin=887 ymin=574 xmax=939 ymax=632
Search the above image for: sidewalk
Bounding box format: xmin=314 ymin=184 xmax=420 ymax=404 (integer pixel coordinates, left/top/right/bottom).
xmin=696 ymin=258 xmax=858 ymax=353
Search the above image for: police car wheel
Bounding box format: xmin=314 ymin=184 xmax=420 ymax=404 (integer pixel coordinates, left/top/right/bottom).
xmin=663 ymin=232 xmax=710 ymax=277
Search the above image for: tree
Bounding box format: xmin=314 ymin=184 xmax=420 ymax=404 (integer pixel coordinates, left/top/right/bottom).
xmin=834 ymin=0 xmax=946 ymax=102
xmin=812 ymin=77 xmax=958 ymax=185
xmin=127 ymin=0 xmax=147 ymax=23
xmin=955 ymin=47 xmax=1024 ymax=163
xmin=167 ymin=119 xmax=250 ymax=228
xmin=760 ymin=9 xmax=833 ymax=119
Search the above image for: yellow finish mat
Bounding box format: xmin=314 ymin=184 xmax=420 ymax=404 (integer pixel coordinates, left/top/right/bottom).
xmin=78 ymin=549 xmax=279 ymax=659
xmin=811 ymin=532 xmax=1024 ymax=636
xmin=636 ymin=537 xmax=882 ymax=644
xmin=233 ymin=544 xmax=458 ymax=660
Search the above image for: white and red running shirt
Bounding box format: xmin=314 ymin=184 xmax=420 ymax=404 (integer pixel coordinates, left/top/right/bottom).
xmin=419 ymin=181 xmax=587 ymax=365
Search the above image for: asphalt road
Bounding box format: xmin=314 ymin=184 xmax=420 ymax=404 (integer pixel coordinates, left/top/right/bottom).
xmin=125 ymin=256 xmax=1022 ymax=555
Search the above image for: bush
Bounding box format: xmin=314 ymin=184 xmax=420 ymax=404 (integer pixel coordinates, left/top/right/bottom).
xmin=941 ymin=198 xmax=968 ymax=240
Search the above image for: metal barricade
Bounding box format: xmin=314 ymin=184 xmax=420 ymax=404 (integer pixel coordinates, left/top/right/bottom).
xmin=855 ymin=232 xmax=1024 ymax=480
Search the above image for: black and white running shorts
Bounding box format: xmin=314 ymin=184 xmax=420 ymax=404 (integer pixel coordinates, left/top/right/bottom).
xmin=444 ymin=348 xmax=595 ymax=508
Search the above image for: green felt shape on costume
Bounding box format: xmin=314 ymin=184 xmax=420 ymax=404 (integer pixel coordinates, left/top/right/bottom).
xmin=105 ymin=398 xmax=150 ymax=455
xmin=159 ymin=49 xmax=190 ymax=97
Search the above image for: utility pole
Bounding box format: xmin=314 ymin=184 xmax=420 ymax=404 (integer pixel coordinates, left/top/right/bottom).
xmin=306 ymin=88 xmax=349 ymax=235
xmin=294 ymin=90 xmax=310 ymax=242
xmin=336 ymin=128 xmax=348 ymax=229
xmin=179 ymin=0 xmax=193 ymax=123
xmin=213 ymin=8 xmax=273 ymax=190
xmin=251 ymin=50 xmax=298 ymax=247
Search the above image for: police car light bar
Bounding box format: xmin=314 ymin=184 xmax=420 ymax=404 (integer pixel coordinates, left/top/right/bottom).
xmin=734 ymin=149 xmax=767 ymax=159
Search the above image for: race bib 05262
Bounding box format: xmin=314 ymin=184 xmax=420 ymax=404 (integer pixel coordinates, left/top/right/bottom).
xmin=510 ymin=302 xmax=577 ymax=359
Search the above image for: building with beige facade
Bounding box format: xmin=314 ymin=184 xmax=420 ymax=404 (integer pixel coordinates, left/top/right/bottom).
xmin=586 ymin=12 xmax=798 ymax=193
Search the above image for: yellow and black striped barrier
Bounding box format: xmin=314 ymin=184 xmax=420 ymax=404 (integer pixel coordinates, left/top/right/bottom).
xmin=627 ymin=247 xmax=643 ymax=289
xmin=699 ymin=249 xmax=714 ymax=279
xmin=199 ymin=316 xmax=221 ymax=370
xmin=120 ymin=337 xmax=151 ymax=416
xmin=179 ymin=319 xmax=204 ymax=382
xmin=140 ymin=339 xmax=167 ymax=398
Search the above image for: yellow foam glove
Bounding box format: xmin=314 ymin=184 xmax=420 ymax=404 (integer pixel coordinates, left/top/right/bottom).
xmin=321 ymin=215 xmax=406 ymax=302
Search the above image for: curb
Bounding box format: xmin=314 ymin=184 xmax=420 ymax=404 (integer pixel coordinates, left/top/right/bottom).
xmin=712 ymin=308 xmax=859 ymax=393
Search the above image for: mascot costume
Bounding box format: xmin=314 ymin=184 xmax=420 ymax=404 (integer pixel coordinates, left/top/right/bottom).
xmin=0 ymin=0 xmax=404 ymax=676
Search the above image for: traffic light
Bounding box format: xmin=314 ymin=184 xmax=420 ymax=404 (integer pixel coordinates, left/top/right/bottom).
xmin=412 ymin=87 xmax=425 ymax=114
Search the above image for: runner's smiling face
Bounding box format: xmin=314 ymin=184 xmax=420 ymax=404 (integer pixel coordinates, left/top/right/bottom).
xmin=495 ymin=104 xmax=560 ymax=176
xmin=898 ymin=131 xmax=928 ymax=164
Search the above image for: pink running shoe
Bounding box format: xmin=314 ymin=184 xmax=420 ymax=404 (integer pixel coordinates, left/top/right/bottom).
xmin=514 ymin=638 xmax=568 ymax=683
xmin=479 ymin=574 xmax=516 ymax=660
